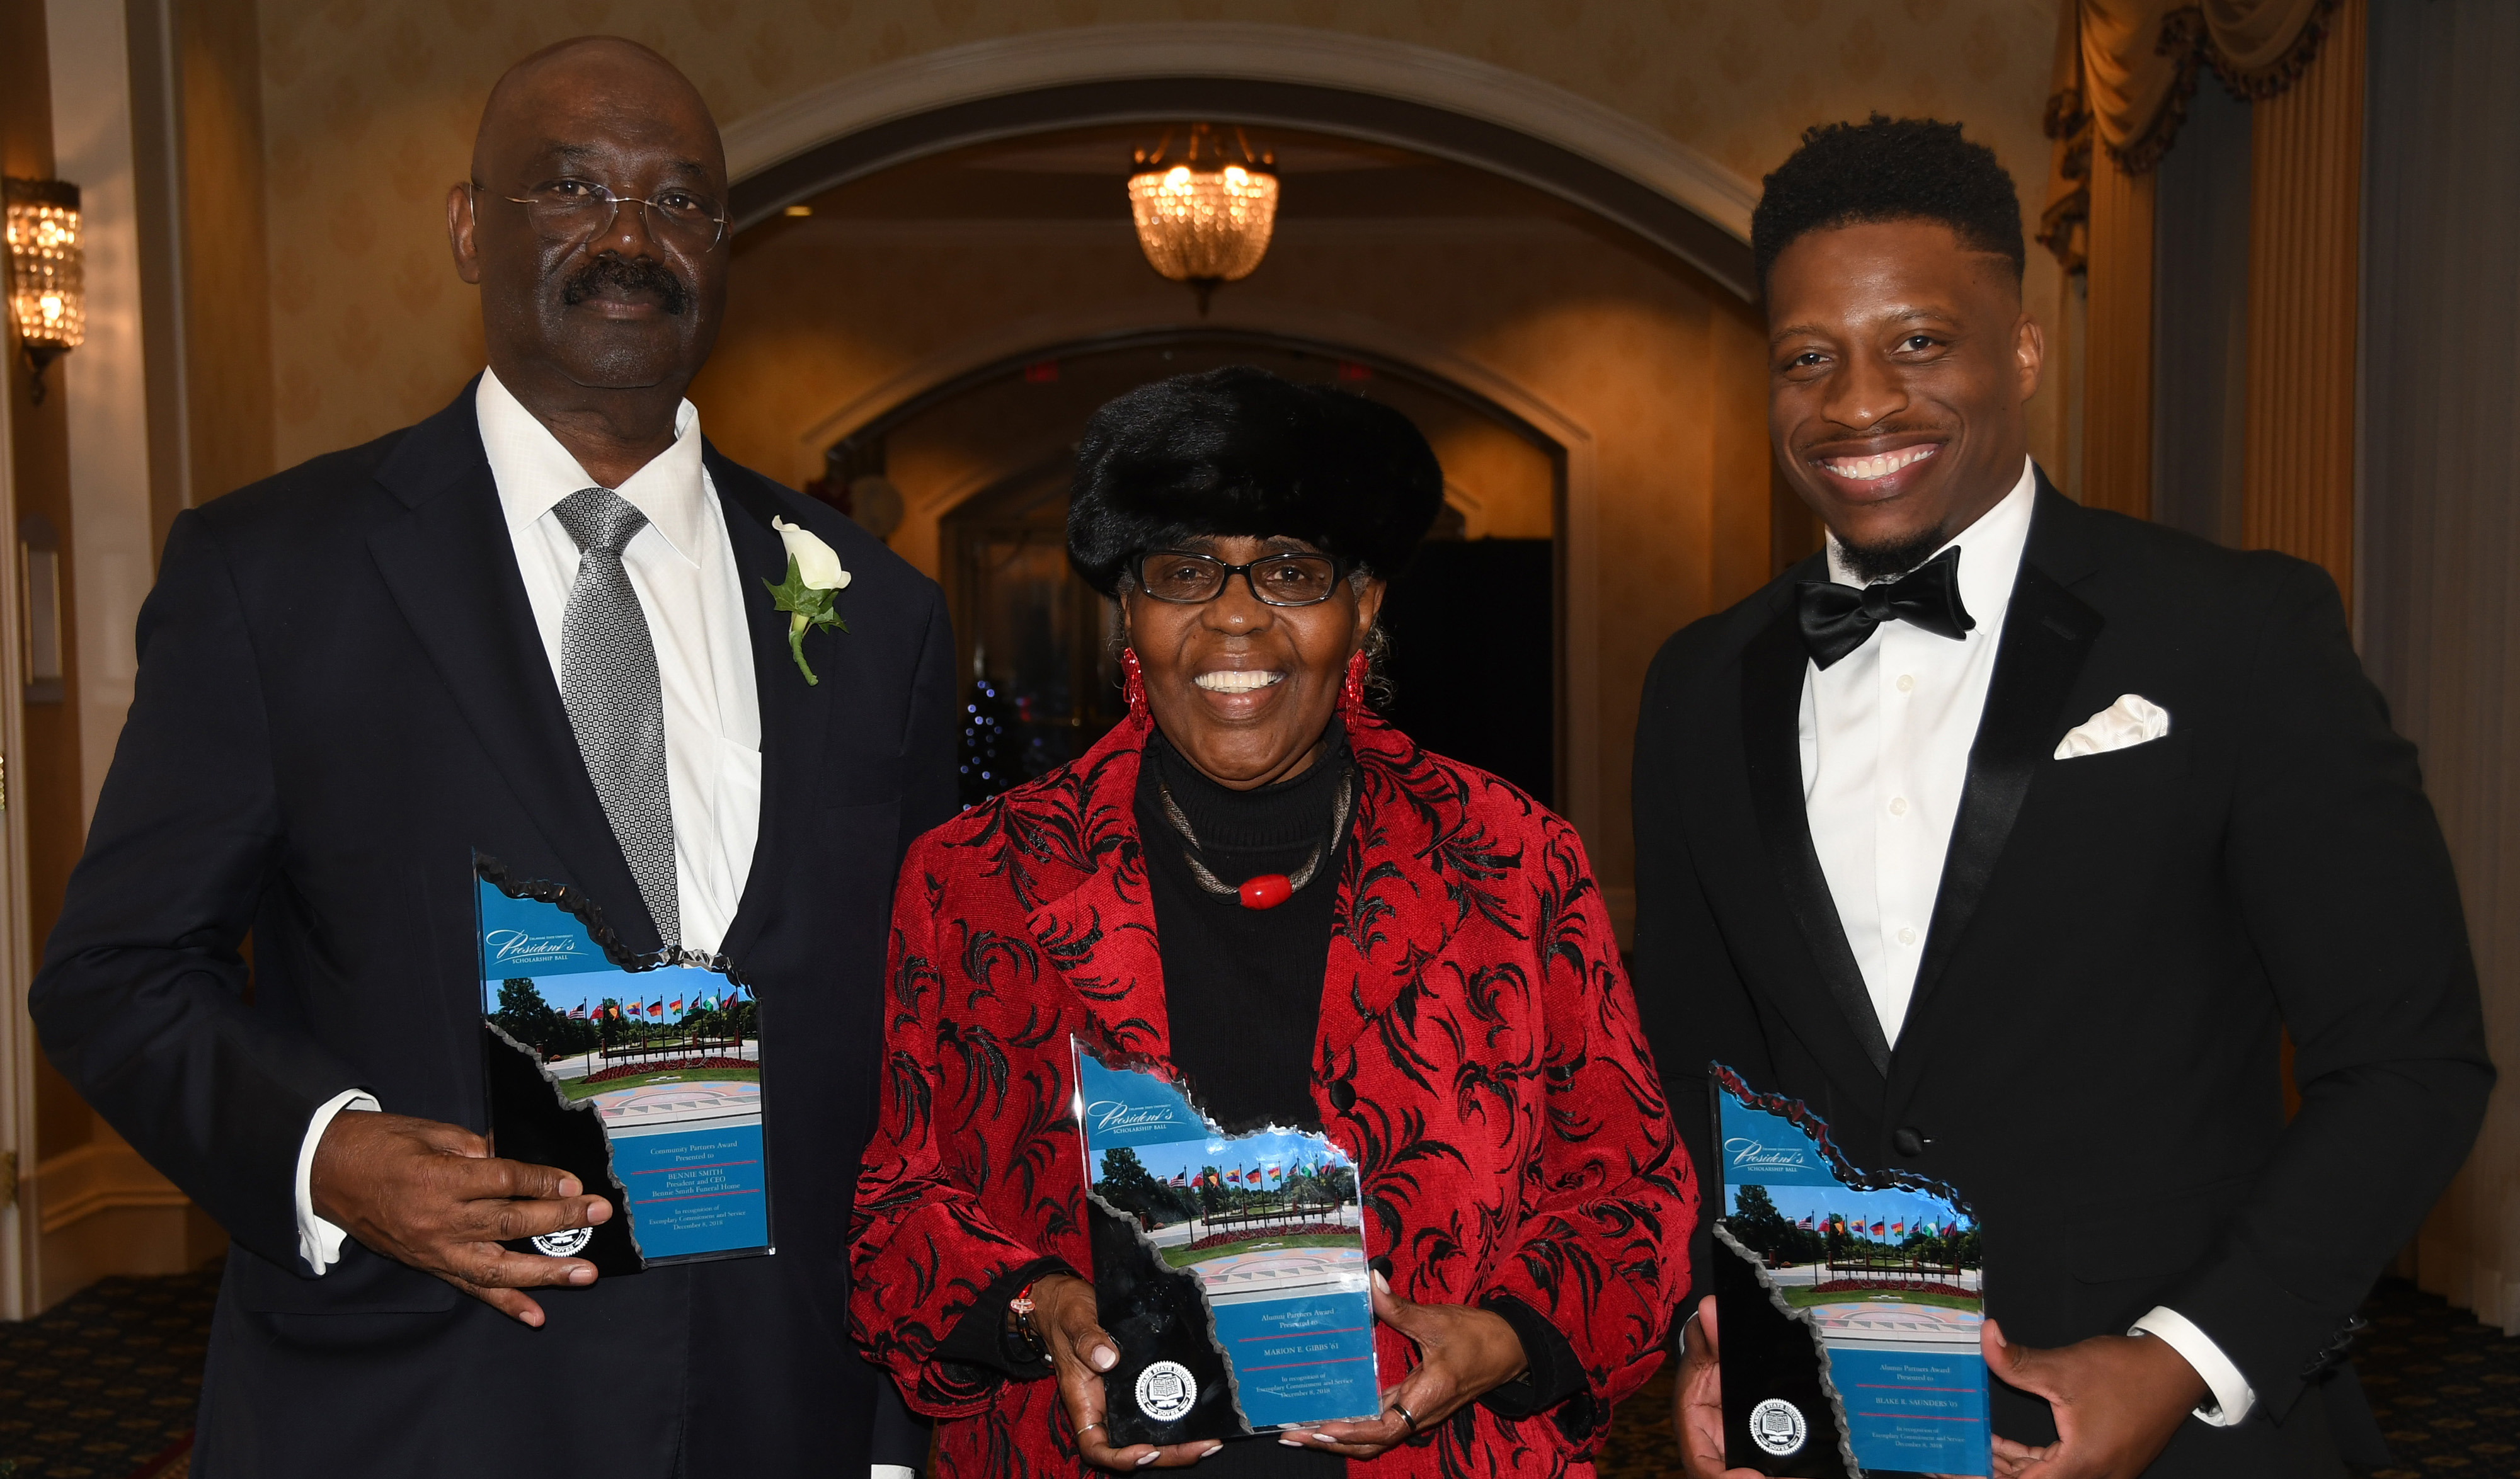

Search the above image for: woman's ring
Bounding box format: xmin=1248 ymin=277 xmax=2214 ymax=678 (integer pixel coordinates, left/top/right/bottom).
xmin=1393 ymin=1403 xmax=1418 ymax=1431
xmin=1077 ymin=1421 xmax=1104 ymax=1435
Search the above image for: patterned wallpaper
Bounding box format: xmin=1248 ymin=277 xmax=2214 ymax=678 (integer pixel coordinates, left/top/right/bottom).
xmin=250 ymin=0 xmax=2066 ymax=467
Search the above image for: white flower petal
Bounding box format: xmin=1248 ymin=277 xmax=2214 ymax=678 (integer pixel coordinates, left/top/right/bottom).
xmin=772 ymin=515 xmax=849 ymax=590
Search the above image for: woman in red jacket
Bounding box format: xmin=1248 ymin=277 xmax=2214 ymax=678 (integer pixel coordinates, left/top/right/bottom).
xmin=850 ymin=367 xmax=1691 ymax=1475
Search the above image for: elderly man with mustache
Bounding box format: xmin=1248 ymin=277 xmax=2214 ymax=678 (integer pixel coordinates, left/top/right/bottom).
xmin=30 ymin=37 xmax=956 ymax=1477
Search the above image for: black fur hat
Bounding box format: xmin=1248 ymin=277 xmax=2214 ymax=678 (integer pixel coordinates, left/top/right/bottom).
xmin=1067 ymin=365 xmax=1445 ymax=597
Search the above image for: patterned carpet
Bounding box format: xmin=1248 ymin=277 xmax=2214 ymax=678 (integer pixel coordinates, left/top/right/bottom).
xmin=2356 ymin=1276 xmax=2519 ymax=1478
xmin=0 ymin=1262 xmax=214 ymax=1478
xmin=0 ymin=1265 xmax=2502 ymax=1476
xmin=1591 ymin=1279 xmax=2520 ymax=1479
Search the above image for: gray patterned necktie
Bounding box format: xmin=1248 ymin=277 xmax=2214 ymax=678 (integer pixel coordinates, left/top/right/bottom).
xmin=552 ymin=487 xmax=679 ymax=947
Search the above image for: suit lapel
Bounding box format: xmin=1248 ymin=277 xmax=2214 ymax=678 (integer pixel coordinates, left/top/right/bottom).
xmin=1898 ymin=485 xmax=2104 ymax=1040
xmin=1314 ymin=717 xmax=1450 ymax=1068
xmin=1019 ymin=722 xmax=1173 ymax=1056
xmin=706 ymin=449 xmax=837 ymax=971
xmin=1028 ymin=858 xmax=1171 ymax=1056
xmin=1741 ymin=593 xmax=1896 ymax=1077
xmin=366 ymin=388 xmax=654 ymax=944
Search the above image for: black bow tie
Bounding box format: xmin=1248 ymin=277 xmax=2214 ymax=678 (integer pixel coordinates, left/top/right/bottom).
xmin=1797 ymin=546 xmax=1976 ymax=670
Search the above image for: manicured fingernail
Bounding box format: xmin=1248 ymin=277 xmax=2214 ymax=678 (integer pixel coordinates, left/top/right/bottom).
xmin=1279 ymin=1439 xmax=1305 ymax=1448
xmin=568 ymin=1265 xmax=594 ymax=1284
xmin=1200 ymin=1444 xmax=1222 ymax=1460
xmin=1372 ymin=1270 xmax=1390 ymax=1294
xmin=1136 ymin=1454 xmax=1159 ymax=1467
xmin=558 ymin=1177 xmax=580 ymax=1197
xmin=1091 ymin=1345 xmax=1118 ymax=1371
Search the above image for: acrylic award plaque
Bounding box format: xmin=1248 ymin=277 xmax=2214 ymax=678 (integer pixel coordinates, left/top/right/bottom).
xmin=1071 ymin=1037 xmax=1379 ymax=1446
xmin=475 ymin=855 xmax=772 ymax=1271
xmin=1710 ymin=1064 xmax=1988 ymax=1478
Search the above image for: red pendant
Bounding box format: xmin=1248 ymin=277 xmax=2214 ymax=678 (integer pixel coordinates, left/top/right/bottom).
xmin=1237 ymin=873 xmax=1295 ymax=910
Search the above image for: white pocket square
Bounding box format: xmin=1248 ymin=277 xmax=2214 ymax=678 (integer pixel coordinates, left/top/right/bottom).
xmin=2054 ymin=694 xmax=2171 ymax=760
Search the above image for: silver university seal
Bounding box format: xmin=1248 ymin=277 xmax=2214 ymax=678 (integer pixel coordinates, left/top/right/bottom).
xmin=1749 ymin=1397 xmax=1807 ymax=1457
xmin=1135 ymin=1361 xmax=1198 ymax=1422
xmin=532 ymin=1226 xmax=595 ymax=1257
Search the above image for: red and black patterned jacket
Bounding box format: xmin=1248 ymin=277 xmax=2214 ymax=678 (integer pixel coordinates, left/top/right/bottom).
xmin=849 ymin=706 xmax=1692 ymax=1476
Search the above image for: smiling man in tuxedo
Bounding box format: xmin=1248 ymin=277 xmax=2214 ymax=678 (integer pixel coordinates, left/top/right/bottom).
xmin=1631 ymin=117 xmax=2490 ymax=1478
xmin=30 ymin=37 xmax=953 ymax=1476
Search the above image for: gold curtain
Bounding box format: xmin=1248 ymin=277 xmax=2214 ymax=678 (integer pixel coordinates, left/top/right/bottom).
xmin=2240 ymin=0 xmax=2362 ymax=605
xmin=2079 ymin=159 xmax=2155 ymax=518
xmin=2051 ymin=0 xmax=2337 ymax=178
xmin=2040 ymin=0 xmax=2350 ymax=549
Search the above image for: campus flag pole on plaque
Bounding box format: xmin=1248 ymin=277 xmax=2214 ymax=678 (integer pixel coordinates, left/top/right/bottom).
xmin=474 ymin=854 xmax=774 ymax=1272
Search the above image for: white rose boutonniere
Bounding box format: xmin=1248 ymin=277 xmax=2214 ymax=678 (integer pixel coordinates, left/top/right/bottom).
xmin=764 ymin=516 xmax=852 ymax=685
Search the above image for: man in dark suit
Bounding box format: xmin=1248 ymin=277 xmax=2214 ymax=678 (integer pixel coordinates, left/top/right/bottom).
xmin=1632 ymin=117 xmax=2490 ymax=1478
xmin=29 ymin=37 xmax=954 ymax=1476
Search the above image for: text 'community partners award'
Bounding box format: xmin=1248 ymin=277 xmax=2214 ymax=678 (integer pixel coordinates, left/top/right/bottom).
xmin=1710 ymin=1064 xmax=1990 ymax=1478
xmin=1072 ymin=1037 xmax=1380 ymax=1447
xmin=476 ymin=855 xmax=772 ymax=1271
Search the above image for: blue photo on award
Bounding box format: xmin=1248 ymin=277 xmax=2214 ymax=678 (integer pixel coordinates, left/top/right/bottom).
xmin=1710 ymin=1064 xmax=1989 ymax=1478
xmin=1072 ymin=1039 xmax=1379 ymax=1446
xmin=475 ymin=855 xmax=772 ymax=1269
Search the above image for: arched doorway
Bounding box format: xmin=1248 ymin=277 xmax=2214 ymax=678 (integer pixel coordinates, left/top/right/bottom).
xmin=719 ymin=25 xmax=1756 ymax=297
xmin=698 ymin=64 xmax=1780 ymax=927
xmin=813 ymin=329 xmax=1562 ymax=809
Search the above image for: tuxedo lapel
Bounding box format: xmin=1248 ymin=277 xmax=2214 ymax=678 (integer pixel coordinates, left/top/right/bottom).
xmin=706 ymin=450 xmax=837 ymax=971
xmin=365 ymin=389 xmax=654 ymax=944
xmin=1898 ymin=486 xmax=2104 ymax=1039
xmin=1741 ymin=593 xmax=1895 ymax=1078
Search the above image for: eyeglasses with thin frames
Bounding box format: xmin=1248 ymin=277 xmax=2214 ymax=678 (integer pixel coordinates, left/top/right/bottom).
xmin=475 ymin=179 xmax=730 ymax=252
xmin=1134 ymin=550 xmax=1348 ymax=607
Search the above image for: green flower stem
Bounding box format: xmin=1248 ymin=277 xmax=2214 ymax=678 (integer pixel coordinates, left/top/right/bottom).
xmin=788 ymin=612 xmax=817 ymax=685
xmin=763 ymin=554 xmax=848 ymax=687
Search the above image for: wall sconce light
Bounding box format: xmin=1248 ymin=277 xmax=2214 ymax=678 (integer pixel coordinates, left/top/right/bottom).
xmin=4 ymin=178 xmax=84 ymax=406
xmin=1128 ymin=125 xmax=1278 ymax=316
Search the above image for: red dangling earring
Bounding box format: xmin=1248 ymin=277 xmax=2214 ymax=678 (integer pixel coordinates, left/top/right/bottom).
xmin=1121 ymin=647 xmax=1149 ymax=724
xmin=1341 ymin=649 xmax=1370 ymax=718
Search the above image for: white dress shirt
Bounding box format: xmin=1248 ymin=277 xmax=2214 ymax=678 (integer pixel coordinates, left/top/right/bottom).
xmin=1799 ymin=460 xmax=2036 ymax=1041
xmin=294 ymin=368 xmax=762 ymax=1273
xmin=1796 ymin=456 xmax=2255 ymax=1427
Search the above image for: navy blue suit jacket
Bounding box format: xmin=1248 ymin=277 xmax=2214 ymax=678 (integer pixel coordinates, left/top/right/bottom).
xmin=32 ymin=383 xmax=958 ymax=1476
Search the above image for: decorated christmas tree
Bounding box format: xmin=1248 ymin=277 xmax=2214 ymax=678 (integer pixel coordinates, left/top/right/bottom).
xmin=959 ymin=677 xmax=1016 ymax=809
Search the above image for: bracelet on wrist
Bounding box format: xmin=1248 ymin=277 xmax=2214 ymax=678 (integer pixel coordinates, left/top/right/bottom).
xmin=1007 ymin=1280 xmax=1051 ymax=1366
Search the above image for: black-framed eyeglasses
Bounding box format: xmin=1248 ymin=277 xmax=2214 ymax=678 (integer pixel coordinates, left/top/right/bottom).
xmin=478 ymin=179 xmax=730 ymax=251
xmin=1134 ymin=549 xmax=1347 ymax=607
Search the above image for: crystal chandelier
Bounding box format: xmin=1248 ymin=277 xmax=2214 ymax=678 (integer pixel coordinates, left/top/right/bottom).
xmin=4 ymin=178 xmax=83 ymax=405
xmin=1127 ymin=125 xmax=1278 ymax=314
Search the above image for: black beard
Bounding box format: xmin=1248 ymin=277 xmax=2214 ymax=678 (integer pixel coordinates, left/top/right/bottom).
xmin=1839 ymin=522 xmax=1951 ymax=583
xmin=561 ymin=252 xmax=688 ymax=315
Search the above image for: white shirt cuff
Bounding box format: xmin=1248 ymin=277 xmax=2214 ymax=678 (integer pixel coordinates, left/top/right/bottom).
xmin=871 ymin=1468 xmax=917 ymax=1479
xmin=2131 ymin=1306 xmax=2257 ymax=1425
xmin=295 ymin=1088 xmax=381 ymax=1274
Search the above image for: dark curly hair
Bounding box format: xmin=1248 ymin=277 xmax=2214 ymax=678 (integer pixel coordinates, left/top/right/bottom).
xmin=1750 ymin=114 xmax=2024 ymax=292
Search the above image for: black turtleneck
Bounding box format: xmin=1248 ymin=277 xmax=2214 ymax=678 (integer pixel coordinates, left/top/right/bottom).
xmin=1138 ymin=721 xmax=1349 ymax=1131
xmin=1057 ymin=726 xmax=1358 ymax=1478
